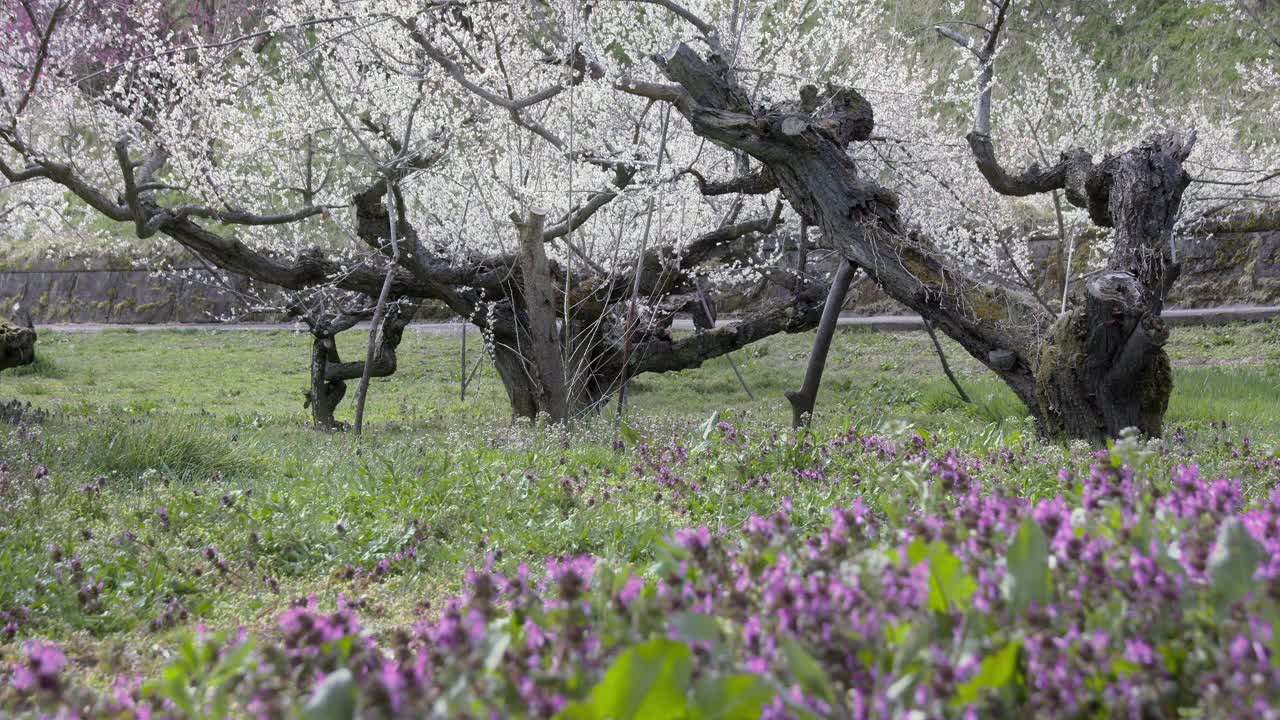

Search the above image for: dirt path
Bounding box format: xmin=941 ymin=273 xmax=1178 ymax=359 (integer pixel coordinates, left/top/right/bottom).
xmin=36 ymin=305 xmax=1280 ymax=334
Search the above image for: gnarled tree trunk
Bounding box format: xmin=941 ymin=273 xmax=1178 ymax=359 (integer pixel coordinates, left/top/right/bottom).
xmin=307 ymin=335 xmax=347 ymax=429
xmin=1028 ymin=133 xmax=1191 ymax=442
xmin=492 ymin=342 xmax=541 ymax=420
xmin=303 ymin=301 xmax=418 ymax=430
xmin=490 ymin=325 xmax=612 ymax=421
xmin=1035 ymin=273 xmax=1172 ymax=443
xmin=635 ymin=43 xmax=1193 ymax=443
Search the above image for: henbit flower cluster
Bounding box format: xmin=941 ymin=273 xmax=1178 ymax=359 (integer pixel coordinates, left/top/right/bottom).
xmin=5 ymin=431 xmax=1280 ymax=719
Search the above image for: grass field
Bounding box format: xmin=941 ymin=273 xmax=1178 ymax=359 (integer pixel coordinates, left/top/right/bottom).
xmin=2 ymin=322 xmax=1280 ymax=714
xmin=7 ymin=320 xmax=1280 ymax=433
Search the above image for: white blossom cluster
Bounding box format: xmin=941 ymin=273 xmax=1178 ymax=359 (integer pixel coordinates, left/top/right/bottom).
xmin=1 ymin=0 xmax=1275 ymax=301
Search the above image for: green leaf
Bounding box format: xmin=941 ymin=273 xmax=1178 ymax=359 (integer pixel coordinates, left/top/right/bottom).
xmin=699 ymin=412 xmax=720 ymax=441
xmin=888 ymin=621 xmax=930 ymax=676
xmin=670 ymin=613 xmax=722 ymax=645
xmin=210 ymin=639 xmax=254 ymax=684
xmin=1111 ymin=656 xmax=1140 ymax=677
xmin=146 ymin=664 xmax=194 ymax=717
xmin=1267 ymin=610 xmax=1280 ymax=668
xmin=886 ymin=671 xmax=916 ymax=702
xmin=779 ymin=636 xmax=835 ymax=706
xmin=690 ymin=674 xmax=774 ymax=720
xmin=619 ymin=419 xmax=643 ymax=447
xmin=557 ymin=639 xmax=693 ymax=720
xmin=908 ymin=539 xmax=976 ymax=613
xmin=1208 ymin=517 xmax=1265 ymax=614
xmin=1002 ymin=517 xmax=1051 ymax=615
xmin=884 ymin=621 xmax=911 ymax=645
xmin=483 ymin=631 xmax=512 ymax=672
xmin=303 ymin=669 xmax=356 ymax=720
xmin=953 ymin=641 xmax=1021 ymax=705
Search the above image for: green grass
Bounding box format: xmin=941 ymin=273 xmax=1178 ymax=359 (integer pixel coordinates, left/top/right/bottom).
xmin=64 ymin=418 xmax=262 ymax=482
xmin=1 ymin=321 xmax=1278 ymax=679
xmin=5 ymin=320 xmax=1280 ymax=432
xmin=1 ymin=354 xmax=67 ymax=378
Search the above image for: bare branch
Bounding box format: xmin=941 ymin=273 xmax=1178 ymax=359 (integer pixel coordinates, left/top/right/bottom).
xmin=12 ymin=1 xmax=66 ymax=119
xmin=0 ymin=153 xmax=48 ymax=183
xmin=623 ymin=0 xmax=722 ymax=54
xmin=168 ymin=203 xmax=329 ymax=226
xmin=401 ymin=17 xmax=566 ymax=112
xmin=544 ymin=167 xmax=637 ymax=240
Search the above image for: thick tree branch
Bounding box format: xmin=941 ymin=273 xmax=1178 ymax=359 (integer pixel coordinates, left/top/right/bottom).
xmin=684 ymin=167 xmax=777 ymax=196
xmin=626 ymin=280 xmax=827 ymax=375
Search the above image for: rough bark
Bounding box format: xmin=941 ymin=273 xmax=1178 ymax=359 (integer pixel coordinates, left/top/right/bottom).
xmin=1024 ymin=132 xmax=1193 ymax=441
xmin=306 ymin=335 xmax=347 ymax=430
xmin=786 ymin=259 xmax=855 ymax=428
xmin=1035 ymin=273 xmax=1172 ymax=443
xmin=515 ymin=209 xmax=570 ymax=422
xmin=492 ymin=342 xmax=540 ymax=420
xmin=323 ymin=309 xmax=415 ymax=381
xmin=0 ymin=319 xmax=36 ymax=371
xmin=639 ymin=45 xmax=1046 ymax=404
xmin=623 ymin=278 xmax=828 ymax=375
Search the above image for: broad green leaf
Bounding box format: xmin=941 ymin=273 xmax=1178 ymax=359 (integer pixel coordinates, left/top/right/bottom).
xmin=210 ymin=639 xmax=254 ymax=684
xmin=1158 ymin=643 xmax=1184 ymax=674
xmin=886 ymin=671 xmax=916 ymax=702
xmin=1208 ymin=517 xmax=1265 ymax=614
xmin=303 ymin=669 xmax=356 ymax=720
xmin=1112 ymin=657 xmax=1140 ymax=677
xmin=619 ymin=420 xmax=642 ymax=447
xmin=699 ymin=412 xmax=720 ymax=441
xmin=690 ymin=674 xmax=774 ymax=720
xmin=483 ymin=631 xmax=512 ymax=672
xmin=1002 ymin=517 xmax=1051 ymax=615
xmin=953 ymin=641 xmax=1021 ymax=705
xmin=908 ymin=539 xmax=977 ymax=613
xmin=1268 ymin=610 xmax=1280 ymax=668
xmin=884 ymin=621 xmax=911 ymax=645
xmin=557 ymin=639 xmax=693 ymax=720
xmin=670 ymin=613 xmax=722 ymax=645
xmin=779 ymin=636 xmax=835 ymax=706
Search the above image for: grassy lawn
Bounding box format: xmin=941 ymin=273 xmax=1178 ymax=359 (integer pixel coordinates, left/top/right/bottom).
xmin=1 ymin=321 xmax=1279 ymax=708
xmin=7 ymin=320 xmax=1280 ymax=433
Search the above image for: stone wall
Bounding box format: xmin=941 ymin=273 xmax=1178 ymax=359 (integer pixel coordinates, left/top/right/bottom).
xmin=1167 ymin=231 xmax=1280 ymax=307
xmin=0 ymin=264 xmax=282 ymax=324
xmin=1026 ymin=230 xmax=1280 ymax=307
